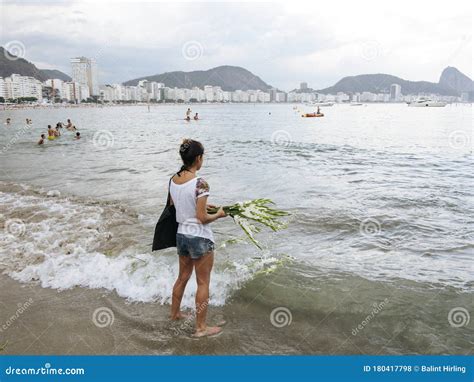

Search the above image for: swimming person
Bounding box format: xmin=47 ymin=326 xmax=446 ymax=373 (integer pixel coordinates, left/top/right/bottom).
xmin=186 ymin=108 xmax=192 ymax=118
xmin=185 ymin=116 xmax=191 ymax=122
xmin=169 ymin=139 xmax=227 ymax=338
xmin=47 ymin=125 xmax=55 ymax=140
xmin=5 ymin=118 xmax=11 ymax=126
xmin=54 ymin=126 xmax=61 ymax=137
xmin=38 ymin=134 xmax=45 ymax=145
xmin=74 ymin=132 xmax=81 ymax=140
xmin=194 ymin=113 xmax=199 ymax=120
xmin=66 ymin=119 xmax=74 ymax=131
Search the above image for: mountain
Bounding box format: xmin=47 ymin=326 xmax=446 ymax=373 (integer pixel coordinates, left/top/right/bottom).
xmin=317 ymin=71 xmax=461 ymax=96
xmin=123 ymin=65 xmax=272 ymax=91
xmin=0 ymin=47 xmax=70 ymax=82
xmin=0 ymin=47 xmax=47 ymax=81
xmin=39 ymin=69 xmax=71 ymax=82
xmin=439 ymin=66 xmax=473 ymax=94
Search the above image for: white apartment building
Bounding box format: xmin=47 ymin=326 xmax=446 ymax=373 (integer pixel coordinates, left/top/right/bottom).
xmin=1 ymin=74 xmax=42 ymax=101
xmin=70 ymin=57 xmax=99 ymax=96
xmin=0 ymin=77 xmax=6 ymax=99
xmin=390 ymin=84 xmax=402 ymax=102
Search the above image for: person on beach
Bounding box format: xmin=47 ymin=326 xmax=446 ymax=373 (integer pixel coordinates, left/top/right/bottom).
xmin=74 ymin=132 xmax=81 ymax=140
xmin=47 ymin=125 xmax=55 ymax=140
xmin=38 ymin=134 xmax=45 ymax=145
xmin=169 ymin=139 xmax=227 ymax=338
xmin=194 ymin=113 xmax=199 ymax=120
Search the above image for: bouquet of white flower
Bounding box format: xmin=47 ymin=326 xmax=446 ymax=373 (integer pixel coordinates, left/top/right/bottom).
xmin=208 ymin=199 xmax=289 ymax=249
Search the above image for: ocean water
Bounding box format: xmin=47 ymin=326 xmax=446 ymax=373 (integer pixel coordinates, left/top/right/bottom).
xmin=0 ymin=103 xmax=472 ymax=354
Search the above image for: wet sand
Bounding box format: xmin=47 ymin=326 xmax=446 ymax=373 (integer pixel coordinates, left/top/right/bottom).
xmin=2 ymin=269 xmax=473 ymax=355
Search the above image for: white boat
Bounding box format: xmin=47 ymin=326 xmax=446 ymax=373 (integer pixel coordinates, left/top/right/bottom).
xmin=350 ymin=102 xmax=364 ymax=106
xmin=407 ymin=98 xmax=447 ymax=107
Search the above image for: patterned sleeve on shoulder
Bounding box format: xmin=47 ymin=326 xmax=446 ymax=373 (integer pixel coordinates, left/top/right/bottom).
xmin=196 ymin=177 xmax=210 ymax=198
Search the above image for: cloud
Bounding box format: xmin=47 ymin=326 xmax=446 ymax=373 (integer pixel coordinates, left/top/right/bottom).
xmin=0 ymin=0 xmax=471 ymax=90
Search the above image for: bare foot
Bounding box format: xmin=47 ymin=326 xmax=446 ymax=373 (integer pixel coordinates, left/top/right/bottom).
xmin=192 ymin=326 xmax=222 ymax=338
xmin=170 ymin=311 xmax=192 ymax=320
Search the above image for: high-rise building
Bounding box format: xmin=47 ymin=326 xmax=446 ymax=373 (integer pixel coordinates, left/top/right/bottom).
xmin=390 ymin=84 xmax=401 ymax=102
xmin=300 ymin=82 xmax=308 ymax=90
xmin=70 ymin=57 xmax=99 ymax=96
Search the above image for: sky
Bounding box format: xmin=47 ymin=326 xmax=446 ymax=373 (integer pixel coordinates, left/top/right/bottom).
xmin=0 ymin=0 xmax=472 ymax=91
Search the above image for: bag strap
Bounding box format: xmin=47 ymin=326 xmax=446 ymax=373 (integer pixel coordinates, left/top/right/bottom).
xmin=166 ymin=175 xmax=174 ymax=206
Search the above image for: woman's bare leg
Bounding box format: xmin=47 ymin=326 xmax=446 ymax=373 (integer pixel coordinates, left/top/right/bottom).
xmin=170 ymin=255 xmax=193 ymax=320
xmin=193 ymin=252 xmax=221 ymax=336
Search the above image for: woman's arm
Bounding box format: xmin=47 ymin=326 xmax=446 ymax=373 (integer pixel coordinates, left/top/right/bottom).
xmin=196 ymin=196 xmax=225 ymax=224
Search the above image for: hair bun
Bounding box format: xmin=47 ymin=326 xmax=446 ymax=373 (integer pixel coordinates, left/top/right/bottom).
xmin=180 ymin=139 xmax=191 ymax=153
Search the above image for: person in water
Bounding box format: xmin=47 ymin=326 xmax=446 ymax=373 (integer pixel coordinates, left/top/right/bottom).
xmin=66 ymin=119 xmax=75 ymax=131
xmin=54 ymin=126 xmax=61 ymax=137
xmin=186 ymin=108 xmax=192 ymax=118
xmin=38 ymin=134 xmax=45 ymax=145
xmin=5 ymin=118 xmax=11 ymax=126
xmin=74 ymin=132 xmax=81 ymax=140
xmin=185 ymin=116 xmax=191 ymax=122
xmin=26 ymin=118 xmax=32 ymax=125
xmin=193 ymin=113 xmax=199 ymax=120
xmin=317 ymin=106 xmax=321 ymax=114
xmin=47 ymin=125 xmax=55 ymax=140
xmin=169 ymin=139 xmax=227 ymax=338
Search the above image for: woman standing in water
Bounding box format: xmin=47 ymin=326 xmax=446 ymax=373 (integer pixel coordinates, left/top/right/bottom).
xmin=169 ymin=139 xmax=227 ymax=337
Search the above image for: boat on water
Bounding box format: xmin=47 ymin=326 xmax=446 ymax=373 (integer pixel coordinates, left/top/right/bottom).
xmin=407 ymin=98 xmax=447 ymax=107
xmin=350 ymin=102 xmax=364 ymax=106
xmin=302 ymin=113 xmax=324 ymax=118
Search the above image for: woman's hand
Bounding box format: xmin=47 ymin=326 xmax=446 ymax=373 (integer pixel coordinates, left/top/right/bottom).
xmin=216 ymin=207 xmax=227 ymax=218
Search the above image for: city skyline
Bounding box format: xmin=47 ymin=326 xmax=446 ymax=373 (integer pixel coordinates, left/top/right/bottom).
xmin=0 ymin=0 xmax=471 ymax=91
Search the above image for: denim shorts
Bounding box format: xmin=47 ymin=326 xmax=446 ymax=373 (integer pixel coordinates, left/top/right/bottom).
xmin=176 ymin=233 xmax=215 ymax=259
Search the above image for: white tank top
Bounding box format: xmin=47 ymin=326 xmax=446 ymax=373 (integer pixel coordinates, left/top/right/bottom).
xmin=169 ymin=177 xmax=214 ymax=242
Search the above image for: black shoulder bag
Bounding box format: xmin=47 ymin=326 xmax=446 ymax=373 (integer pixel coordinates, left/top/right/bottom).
xmin=152 ymin=177 xmax=178 ymax=251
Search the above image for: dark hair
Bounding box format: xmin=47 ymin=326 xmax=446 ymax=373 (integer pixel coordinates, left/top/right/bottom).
xmin=76 ymin=132 xmax=80 ymax=136
xmin=177 ymin=139 xmax=204 ymax=176
xmin=48 ymin=125 xmax=52 ymax=128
